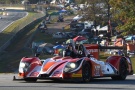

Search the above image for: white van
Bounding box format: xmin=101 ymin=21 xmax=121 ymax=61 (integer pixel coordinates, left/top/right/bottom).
xmin=50 ymin=0 xmax=56 ymax=4
xmin=83 ymin=21 xmax=93 ymax=29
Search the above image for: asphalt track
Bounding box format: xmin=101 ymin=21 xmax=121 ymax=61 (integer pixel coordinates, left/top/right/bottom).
xmin=0 ymin=74 xmax=135 ymax=90
xmin=0 ymin=9 xmax=27 ymax=33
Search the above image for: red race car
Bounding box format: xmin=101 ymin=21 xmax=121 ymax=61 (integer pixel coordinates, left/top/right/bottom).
xmin=14 ymin=44 xmax=133 ymax=82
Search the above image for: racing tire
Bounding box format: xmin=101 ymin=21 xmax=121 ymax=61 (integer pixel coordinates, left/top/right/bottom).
xmin=82 ymin=62 xmax=91 ymax=82
xmin=24 ymin=78 xmax=37 ymax=82
xmin=111 ymin=58 xmax=128 ymax=80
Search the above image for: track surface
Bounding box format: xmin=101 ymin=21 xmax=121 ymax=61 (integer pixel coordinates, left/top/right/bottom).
xmin=0 ymin=9 xmax=27 ymax=32
xmin=0 ymin=74 xmax=135 ymax=90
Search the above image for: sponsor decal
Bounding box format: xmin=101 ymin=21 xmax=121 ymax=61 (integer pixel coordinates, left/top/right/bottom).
xmin=72 ymin=74 xmax=82 ymax=77
xmin=94 ymin=66 xmax=100 ymax=76
xmin=87 ymin=49 xmax=98 ymax=53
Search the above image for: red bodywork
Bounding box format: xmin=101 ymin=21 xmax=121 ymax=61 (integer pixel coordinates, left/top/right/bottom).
xmin=84 ymin=44 xmax=99 ymax=59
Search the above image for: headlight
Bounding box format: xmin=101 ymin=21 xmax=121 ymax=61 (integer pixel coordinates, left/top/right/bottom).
xmin=70 ymin=63 xmax=76 ymax=68
xmin=19 ymin=62 xmax=30 ymax=72
xmin=64 ymin=62 xmax=77 ymax=73
xmin=64 ymin=59 xmax=83 ymax=73
xmin=19 ymin=62 xmax=25 ymax=68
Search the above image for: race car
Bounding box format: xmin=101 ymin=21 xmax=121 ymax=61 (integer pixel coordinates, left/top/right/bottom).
xmin=14 ymin=44 xmax=133 ymax=82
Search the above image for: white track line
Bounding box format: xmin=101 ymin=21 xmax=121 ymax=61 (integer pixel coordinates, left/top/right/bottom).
xmin=1 ymin=12 xmax=28 ymax=33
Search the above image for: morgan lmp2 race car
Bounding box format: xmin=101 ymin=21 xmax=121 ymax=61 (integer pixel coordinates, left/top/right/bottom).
xmin=14 ymin=44 xmax=133 ymax=82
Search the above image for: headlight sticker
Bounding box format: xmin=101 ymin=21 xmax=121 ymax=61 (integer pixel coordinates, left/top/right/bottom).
xmin=20 ymin=62 xmax=25 ymax=68
xmin=19 ymin=62 xmax=30 ymax=72
xmin=64 ymin=59 xmax=83 ymax=73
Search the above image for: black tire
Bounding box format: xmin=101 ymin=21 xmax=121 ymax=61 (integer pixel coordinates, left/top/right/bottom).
xmin=24 ymin=78 xmax=37 ymax=82
xmin=82 ymin=62 xmax=91 ymax=82
xmin=111 ymin=58 xmax=128 ymax=80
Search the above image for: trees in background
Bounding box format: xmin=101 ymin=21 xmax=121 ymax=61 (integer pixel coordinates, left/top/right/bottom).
xmin=77 ymin=0 xmax=108 ymax=29
xmin=75 ymin=0 xmax=135 ymax=36
xmin=109 ymin=0 xmax=135 ymax=36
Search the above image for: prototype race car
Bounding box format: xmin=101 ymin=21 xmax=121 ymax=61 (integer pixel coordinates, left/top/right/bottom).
xmin=14 ymin=44 xmax=133 ymax=82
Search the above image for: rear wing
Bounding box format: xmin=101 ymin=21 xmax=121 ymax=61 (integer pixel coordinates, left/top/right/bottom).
xmin=84 ymin=44 xmax=127 ymax=59
xmin=84 ymin=44 xmax=99 ymax=59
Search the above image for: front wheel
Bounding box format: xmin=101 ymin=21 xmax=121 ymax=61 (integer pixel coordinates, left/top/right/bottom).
xmin=82 ymin=62 xmax=91 ymax=82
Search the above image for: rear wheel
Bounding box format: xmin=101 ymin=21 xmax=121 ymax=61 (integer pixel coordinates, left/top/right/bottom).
xmin=82 ymin=62 xmax=91 ymax=82
xmin=111 ymin=58 xmax=128 ymax=80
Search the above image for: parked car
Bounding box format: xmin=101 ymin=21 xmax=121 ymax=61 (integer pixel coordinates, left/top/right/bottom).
xmin=37 ymin=46 xmax=54 ymax=55
xmin=53 ymin=32 xmax=66 ymax=38
xmin=78 ymin=28 xmax=91 ymax=35
xmin=43 ymin=46 xmax=54 ymax=55
xmin=64 ymin=32 xmax=76 ymax=39
xmin=70 ymin=23 xmax=84 ymax=32
xmin=36 ymin=43 xmax=54 ymax=54
xmin=36 ymin=46 xmax=43 ymax=54
xmin=73 ymin=15 xmax=83 ymax=21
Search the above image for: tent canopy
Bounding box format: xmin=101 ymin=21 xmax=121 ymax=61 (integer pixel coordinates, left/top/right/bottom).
xmin=73 ymin=36 xmax=87 ymax=41
xmin=125 ymin=35 xmax=135 ymax=41
xmin=98 ymin=26 xmax=108 ymax=31
xmin=53 ymin=45 xmax=65 ymax=49
xmin=39 ymin=43 xmax=54 ymax=47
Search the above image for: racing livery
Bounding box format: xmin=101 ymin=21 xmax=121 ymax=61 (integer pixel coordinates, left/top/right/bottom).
xmin=16 ymin=44 xmax=133 ymax=82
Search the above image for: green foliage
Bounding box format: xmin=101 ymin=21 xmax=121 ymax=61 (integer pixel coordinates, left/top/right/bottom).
xmin=109 ymin=0 xmax=135 ymax=35
xmin=78 ymin=0 xmax=107 ymax=26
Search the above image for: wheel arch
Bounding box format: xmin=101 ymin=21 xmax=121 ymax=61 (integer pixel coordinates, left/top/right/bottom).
xmin=106 ymin=56 xmax=129 ymax=72
xmin=111 ymin=57 xmax=129 ymax=80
